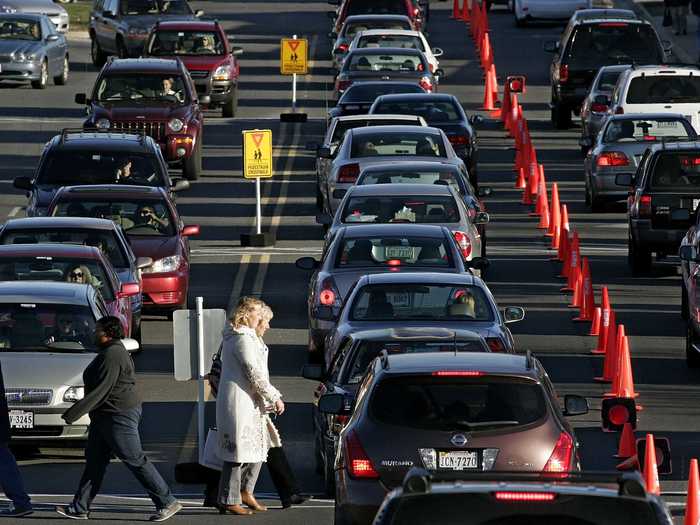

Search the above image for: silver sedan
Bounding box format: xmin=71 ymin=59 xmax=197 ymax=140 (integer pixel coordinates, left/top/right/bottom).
xmin=579 ymin=64 xmax=629 ymax=154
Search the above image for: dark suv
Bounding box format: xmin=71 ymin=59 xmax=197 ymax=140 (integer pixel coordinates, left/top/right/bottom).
xmin=319 ymin=351 xmax=588 ymax=525
xmin=89 ymin=0 xmax=203 ymax=64
xmin=75 ymin=57 xmax=205 ymax=180
xmin=544 ymin=9 xmax=666 ymax=129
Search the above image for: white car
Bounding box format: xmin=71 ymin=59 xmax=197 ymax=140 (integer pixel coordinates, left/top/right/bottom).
xmin=346 ymin=29 xmax=443 ymax=74
xmin=510 ymin=0 xmax=591 ymax=26
xmin=0 ymin=0 xmax=69 ymax=32
xmin=608 ymin=65 xmax=700 ymax=133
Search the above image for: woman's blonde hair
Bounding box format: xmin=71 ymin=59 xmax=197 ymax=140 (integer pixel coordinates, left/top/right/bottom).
xmin=261 ymin=304 xmax=273 ymax=322
xmin=231 ymin=296 xmax=265 ymax=329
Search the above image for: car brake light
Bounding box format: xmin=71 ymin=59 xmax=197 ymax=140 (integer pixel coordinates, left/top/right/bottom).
xmin=599 ymin=22 xmax=628 ymax=27
xmin=432 ymin=370 xmax=484 ymax=376
xmin=495 ymin=492 xmax=557 ymax=502
xmin=332 ymin=414 xmax=349 ymax=433
xmin=337 ymin=43 xmax=349 ymax=53
xmin=419 ymin=75 xmax=433 ymax=92
xmin=590 ymin=102 xmax=608 ymax=113
xmin=452 ymin=231 xmax=472 ymax=259
xmin=449 ymin=135 xmax=469 ymax=145
xmin=345 ymin=430 xmax=379 ymax=479
xmin=559 ymin=65 xmax=569 ymax=84
xmin=414 ymin=6 xmax=420 ymax=16
xmin=596 ymin=151 xmax=629 ymax=167
xmin=336 ymin=79 xmax=352 ymax=92
xmin=485 ymin=337 xmax=505 ymax=352
xmin=338 ymin=163 xmax=360 ymax=183
xmin=615 ymin=106 xmax=624 ymax=115
xmin=681 ymin=156 xmax=700 ymax=166
xmin=639 ymin=194 xmax=652 ymax=217
xmin=386 ymin=259 xmax=401 ymax=266
xmin=318 ymin=276 xmax=341 ymax=307
xmin=542 ymin=432 xmax=574 ymax=476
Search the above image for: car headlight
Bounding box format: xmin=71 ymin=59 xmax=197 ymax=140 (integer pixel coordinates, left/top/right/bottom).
xmin=143 ymin=255 xmax=182 ymax=273
xmin=63 ymin=386 xmax=85 ymax=403
xmin=0 ymin=5 xmax=16 ymax=13
xmin=13 ymin=52 xmax=36 ymax=62
xmin=168 ymin=118 xmax=184 ymax=132
xmin=95 ymin=118 xmax=111 ymax=129
xmin=212 ymin=64 xmax=232 ymax=81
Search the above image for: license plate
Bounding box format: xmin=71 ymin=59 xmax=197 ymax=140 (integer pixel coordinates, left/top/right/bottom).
xmin=9 ymin=410 xmax=33 ymax=429
xmin=385 ymin=246 xmax=414 ymax=259
xmin=438 ymin=450 xmax=478 ymax=470
xmin=387 ymin=292 xmax=409 ymax=307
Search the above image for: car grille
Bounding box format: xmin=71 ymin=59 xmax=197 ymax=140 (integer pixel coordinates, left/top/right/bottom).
xmin=189 ymin=70 xmax=209 ymax=79
xmin=5 ymin=388 xmax=53 ymax=406
xmin=0 ymin=54 xmax=12 ymax=64
xmin=12 ymin=426 xmax=63 ymax=437
xmin=111 ymin=121 xmax=166 ymax=141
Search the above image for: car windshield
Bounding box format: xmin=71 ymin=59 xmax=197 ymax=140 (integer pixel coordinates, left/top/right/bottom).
xmin=345 ymin=52 xmax=426 ymax=72
xmin=568 ymin=24 xmax=663 ymax=67
xmin=0 ymin=303 xmax=96 ymax=352
xmin=149 ymin=30 xmax=224 ymax=55
xmin=343 ymin=20 xmax=412 ymax=39
xmin=0 ymin=230 xmax=128 ymax=269
xmin=120 ymin=0 xmax=192 ymax=15
xmin=96 ymin=74 xmax=188 ymax=104
xmin=347 ymin=0 xmax=408 ymax=15
xmin=649 ymin=153 xmax=700 ymax=191
xmin=597 ymin=69 xmax=625 ymax=91
xmin=342 ymin=195 xmax=460 ymax=224
xmin=336 ymin=235 xmax=455 ymax=268
xmin=356 ymin=34 xmax=424 ymax=51
xmin=0 ymin=257 xmax=114 ymax=302
xmin=370 ymin=376 xmax=545 ymax=431
xmin=340 ymin=83 xmax=424 ymax=104
xmin=350 ymin=284 xmax=493 ymax=321
xmin=52 ymin=200 xmax=175 ymax=236
xmin=626 ymin=75 xmax=700 ymax=104
xmin=373 ymin=100 xmax=462 ymax=123
xmin=331 ymin=118 xmax=421 ymax=144
xmin=359 ymin=169 xmax=462 ymax=194
xmin=351 ymin=132 xmax=446 ymax=157
xmin=603 ymin=119 xmax=694 ymax=143
xmin=38 ymin=152 xmax=164 ymax=187
xmin=0 ymin=20 xmax=40 ymax=41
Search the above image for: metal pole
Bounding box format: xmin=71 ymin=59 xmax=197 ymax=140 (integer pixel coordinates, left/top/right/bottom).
xmin=292 ymin=34 xmax=297 ymax=112
xmin=255 ymin=176 xmax=262 ymax=235
xmin=196 ymin=296 xmax=205 ymax=462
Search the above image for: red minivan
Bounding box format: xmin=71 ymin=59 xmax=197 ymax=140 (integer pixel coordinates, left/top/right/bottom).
xmin=332 ymin=0 xmax=424 ymax=33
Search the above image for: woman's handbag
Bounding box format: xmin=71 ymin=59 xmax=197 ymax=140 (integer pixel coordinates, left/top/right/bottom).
xmin=207 ymin=343 xmax=223 ymax=398
xmin=663 ymin=7 xmax=672 ymax=27
xmin=200 ymin=427 xmax=223 ymax=471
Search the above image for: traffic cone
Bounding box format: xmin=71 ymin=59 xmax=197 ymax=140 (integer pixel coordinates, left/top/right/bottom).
xmin=462 ymin=0 xmax=470 ymax=21
xmin=537 ymin=182 xmax=550 ymax=230
xmin=559 ymin=229 xmax=578 ymax=279
xmin=505 ymin=94 xmax=518 ymax=134
xmin=685 ymin=459 xmax=700 ymax=525
xmin=451 ymin=0 xmax=463 ymax=19
xmin=574 ymin=257 xmax=595 ymax=321
xmin=480 ymin=33 xmax=491 ymax=71
xmin=617 ymin=454 xmax=640 ymax=471
xmin=553 ymin=204 xmax=570 ymax=262
xmin=589 ymin=306 xmax=602 ymax=336
xmin=482 ymin=68 xmax=496 ymax=111
xmin=489 ymin=64 xmax=499 ymax=113
xmin=515 ymin=167 xmax=526 ymax=189
xmin=591 ymin=286 xmax=610 ymax=349
xmin=643 ymin=434 xmax=661 ymax=495
xmin=605 ymin=334 xmax=639 ymax=399
xmin=561 ymin=233 xmax=580 ymax=292
xmin=531 ymin=170 xmax=547 ymax=216
xmin=522 ymin=162 xmax=537 ymax=205
xmin=595 ymin=317 xmax=620 ymax=383
xmin=593 ymin=299 xmax=612 ymax=354
xmin=569 ymin=266 xmax=583 ymax=308
xmin=615 ymin=422 xmax=637 ymax=459
xmin=547 ymin=183 xmax=561 ymax=238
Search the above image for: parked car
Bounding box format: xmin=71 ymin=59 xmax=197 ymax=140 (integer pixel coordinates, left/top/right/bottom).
xmin=12 ymin=129 xmax=188 ymax=217
xmin=328 ymin=81 xmax=427 ymax=120
xmin=0 ymin=281 xmax=139 ymax=444
xmin=584 ymin=114 xmax=695 ymax=211
xmin=0 ymin=1 xmax=68 ymax=32
xmin=331 ymin=0 xmax=424 ymax=36
xmin=47 ymin=185 xmax=199 ymax=315
xmin=89 ymin=0 xmax=203 ymax=64
xmin=510 ymin=0 xmax=591 ymax=26
xmin=144 ymin=20 xmax=243 ymax=117
xmin=75 ymin=58 xmax=205 ymax=180
xmin=319 ymin=351 xmax=583 ymax=524
xmin=0 ymin=14 xmax=68 ymax=88
xmin=347 ymin=29 xmax=442 ymax=73
xmin=679 ymin=226 xmax=700 ymax=368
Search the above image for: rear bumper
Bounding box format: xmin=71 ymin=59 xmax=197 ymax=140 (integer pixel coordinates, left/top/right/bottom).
xmin=590 ymin=171 xmax=630 ymax=200
xmin=194 ymin=79 xmax=235 ymax=106
xmin=555 ymin=86 xmax=589 ymax=108
xmin=631 ymin=219 xmax=686 ymax=251
xmin=142 ymin=270 xmax=188 ymax=308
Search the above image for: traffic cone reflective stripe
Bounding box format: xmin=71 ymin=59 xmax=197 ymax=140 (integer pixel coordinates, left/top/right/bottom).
xmin=685 ymin=459 xmax=700 ymax=525
xmin=615 ymin=422 xmax=637 ymax=459
xmin=537 ymin=180 xmax=550 ymax=229
xmin=595 ymin=317 xmax=620 ymax=383
xmin=605 ymin=334 xmax=639 ymax=399
xmin=644 ymin=434 xmax=661 ymax=495
xmin=489 ymin=64 xmax=499 ymax=114
xmin=522 ymin=162 xmax=537 ymax=205
xmin=515 ymin=167 xmax=526 ymax=189
xmin=547 ymin=183 xmax=560 ymax=238
xmin=554 ymin=204 xmax=570 ymax=263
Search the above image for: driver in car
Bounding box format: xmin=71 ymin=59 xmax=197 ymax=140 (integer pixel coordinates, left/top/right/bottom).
xmin=135 ymin=205 xmax=169 ymax=232
xmin=45 ymin=314 xmax=91 ymax=347
xmin=160 ymin=77 xmax=183 ymax=102
xmin=114 ymin=158 xmax=156 ymax=184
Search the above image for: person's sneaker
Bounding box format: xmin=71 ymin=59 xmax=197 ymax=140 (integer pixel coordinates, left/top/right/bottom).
xmin=56 ymin=504 xmax=89 ymax=520
xmin=0 ymin=504 xmax=33 ymax=517
xmin=150 ymin=501 xmax=183 ymax=522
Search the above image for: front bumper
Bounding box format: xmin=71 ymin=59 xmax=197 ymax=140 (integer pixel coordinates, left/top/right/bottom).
xmin=164 ymin=134 xmax=197 ymax=163
xmin=9 ymin=408 xmax=89 ymax=442
xmin=194 ymin=78 xmax=235 ymax=106
xmin=141 ymin=269 xmax=188 ymax=308
xmin=631 ymin=219 xmax=686 ymax=252
xmin=0 ymin=61 xmax=42 ymax=82
xmin=335 ymin=468 xmax=385 ymax=525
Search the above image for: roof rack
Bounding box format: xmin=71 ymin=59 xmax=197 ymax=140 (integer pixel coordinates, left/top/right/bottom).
xmin=59 ymin=128 xmax=146 ymax=145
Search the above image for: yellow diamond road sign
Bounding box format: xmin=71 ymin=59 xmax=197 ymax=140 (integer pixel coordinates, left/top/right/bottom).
xmin=243 ymin=129 xmax=273 ymax=179
xmin=280 ymin=38 xmax=308 ymax=75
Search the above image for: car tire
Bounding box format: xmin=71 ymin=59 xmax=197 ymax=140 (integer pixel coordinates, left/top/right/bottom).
xmin=91 ymin=36 xmax=106 ymax=67
xmin=222 ymin=86 xmax=238 ymax=117
xmin=54 ymin=55 xmax=69 ymax=85
xmin=686 ymin=324 xmax=700 ymax=367
xmin=590 ymin=194 xmax=604 ymax=213
xmin=183 ymin=135 xmax=202 ymax=180
xmin=628 ymin=232 xmax=652 ymax=274
xmin=682 ymin=284 xmax=689 ymax=321
xmin=31 ymin=60 xmax=48 ymax=90
xmin=551 ymin=100 xmax=571 ymax=129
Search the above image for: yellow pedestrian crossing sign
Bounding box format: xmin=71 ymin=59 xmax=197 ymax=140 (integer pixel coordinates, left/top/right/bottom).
xmin=243 ymin=129 xmax=273 ymax=179
xmin=280 ymin=38 xmax=308 ymax=75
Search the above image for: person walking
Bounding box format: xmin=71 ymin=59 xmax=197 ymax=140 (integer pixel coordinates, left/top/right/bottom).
xmin=0 ymin=361 xmax=32 ymax=517
xmin=669 ymin=0 xmax=690 ymax=35
xmin=56 ymin=316 xmax=182 ymax=521
xmin=216 ymin=297 xmax=283 ymax=515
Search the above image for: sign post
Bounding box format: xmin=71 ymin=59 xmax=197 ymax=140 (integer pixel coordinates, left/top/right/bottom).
xmin=280 ymin=35 xmax=308 ymax=122
xmin=241 ymin=128 xmax=275 ymax=246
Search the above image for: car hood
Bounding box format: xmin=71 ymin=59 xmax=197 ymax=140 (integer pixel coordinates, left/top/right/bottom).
xmin=97 ymin=105 xmax=177 ymax=121
xmin=124 ymin=14 xmax=197 ymax=29
xmin=127 ymin=234 xmax=179 ymax=260
xmin=12 ymin=0 xmax=66 ymax=13
xmin=2 ymin=352 xmax=96 ymax=389
xmin=0 ymin=40 xmax=43 ymax=56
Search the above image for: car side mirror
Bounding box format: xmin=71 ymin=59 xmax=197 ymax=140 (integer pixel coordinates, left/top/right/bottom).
xmin=318 ymin=393 xmax=347 ymax=414
xmin=194 ymin=9 xmax=204 ymax=17
xmin=12 ymin=176 xmax=32 ymax=191
xmin=434 ymin=68 xmax=445 ymax=78
xmin=543 ymin=40 xmax=559 ymax=53
xmin=432 ymin=47 xmax=444 ymax=57
xmin=232 ymin=46 xmax=243 ymax=56
xmin=503 ymin=306 xmax=525 ymax=324
xmin=316 ymin=213 xmax=333 ymax=226
xmin=579 ymin=137 xmax=593 ymax=148
xmin=171 ymin=179 xmax=190 ymax=192
xmin=121 ymin=337 xmax=140 ymax=353
xmin=198 ymin=95 xmax=211 ymax=105
xmin=181 ymin=224 xmax=200 ymax=237
xmin=119 ymin=282 xmax=141 ymax=298
xmin=474 ymin=211 xmax=490 ymax=224
xmin=563 ymin=394 xmax=589 ymax=416
xmin=469 ymin=115 xmax=483 ymax=126
xmin=680 ymin=245 xmax=700 ymax=262
xmin=301 ymin=363 xmax=324 ymax=381
xmin=477 ymin=186 xmax=492 ymax=197
xmin=467 ymin=256 xmax=489 ymax=271
xmin=74 ymin=93 xmax=87 ymax=105
xmin=315 ymin=305 xmax=338 ymax=322
xmin=318 ymin=146 xmax=332 ymax=158
xmin=295 ymin=256 xmax=319 ymax=270
xmin=615 ymin=173 xmax=634 ymax=187
xmin=136 ymin=256 xmax=153 ymax=270
xmin=46 ymin=34 xmax=59 ymax=42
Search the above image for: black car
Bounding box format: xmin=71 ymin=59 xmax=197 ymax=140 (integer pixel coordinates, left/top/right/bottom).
xmin=369 ymin=93 xmax=481 ymax=186
xmin=12 ymin=129 xmax=188 ymax=217
xmin=328 ymin=81 xmax=427 ymax=120
xmin=302 ymin=327 xmax=489 ymax=495
xmin=544 ymin=9 xmax=665 ymax=129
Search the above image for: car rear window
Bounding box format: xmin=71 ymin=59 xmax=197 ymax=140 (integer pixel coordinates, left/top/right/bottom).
xmin=331 ymin=118 xmax=422 ymax=144
xmin=597 ymin=69 xmax=625 ymax=91
xmin=350 ymin=132 xmax=446 ymax=157
xmin=345 ymin=52 xmax=426 ymax=72
xmin=356 ymin=34 xmax=423 ymax=52
xmin=342 ymin=195 xmax=460 ymax=224
xmin=358 ymin=168 xmax=462 ymax=194
xmin=626 ymin=75 xmax=700 ymax=104
xmin=370 ymin=376 xmax=546 ymax=431
xmin=339 ymin=83 xmax=425 ymax=103
xmin=649 ymin=153 xmax=700 ymax=191
xmin=346 ymin=0 xmax=408 ymax=16
xmin=372 ymin=100 xmax=462 ymax=123
xmin=350 ymin=284 xmax=493 ymax=321
xmin=335 ymin=235 xmax=455 ymax=268
xmin=343 ymin=20 xmax=412 ymax=39
xmin=603 ymin=118 xmax=694 ymax=143
xmin=567 ymin=24 xmax=663 ymax=68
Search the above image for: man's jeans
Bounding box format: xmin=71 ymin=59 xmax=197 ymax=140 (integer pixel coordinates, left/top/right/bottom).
xmin=0 ymin=445 xmax=31 ymax=509
xmin=72 ymin=407 xmax=176 ymax=513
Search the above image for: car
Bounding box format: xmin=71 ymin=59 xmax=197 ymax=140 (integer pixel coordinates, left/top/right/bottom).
xmin=0 ymin=281 xmax=139 ymax=444
xmin=321 ymin=272 xmax=523 ymax=367
xmin=579 ymin=64 xmax=630 ymax=154
xmin=334 ymin=48 xmax=438 ymax=100
xmin=319 ymin=351 xmax=585 ymax=525
xmin=544 ymin=9 xmax=666 ymax=129
xmin=12 ymin=129 xmax=189 ymax=217
xmin=75 ymin=58 xmax=205 ymax=180
xmin=373 ymin=470 xmax=674 ymax=525
xmin=678 ymin=223 xmax=700 ymax=367
xmin=296 ymin=223 xmax=489 ymax=361
xmin=89 ymin=0 xmax=203 ymax=64
xmin=330 ymin=0 xmax=424 ymax=37
xmin=318 ymin=125 xmax=465 ymax=214
xmin=584 ymin=114 xmax=696 ymax=211
xmin=0 ymin=243 xmax=139 ymax=338
xmin=620 ymin=141 xmax=700 ymax=273
xmin=328 ymin=81 xmax=427 ymax=121
xmin=143 ymin=20 xmax=243 ymax=117
xmin=608 ymin=65 xmax=700 ymax=132
xmin=510 ymin=0 xmax=591 ymax=27
xmin=329 ymin=14 xmax=414 ymax=69
xmin=0 ymin=1 xmax=69 ymax=32
xmin=347 ymin=29 xmax=442 ymax=74
xmin=301 ymin=327 xmax=490 ymax=495
xmin=0 ymin=217 xmax=152 ymax=342
xmin=0 ymin=14 xmax=69 ymax=88
xmin=47 ymin=185 xmax=199 ymax=315
xmin=369 ymin=93 xmax=481 ymax=185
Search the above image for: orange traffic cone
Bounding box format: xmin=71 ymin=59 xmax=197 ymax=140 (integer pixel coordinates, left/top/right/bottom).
xmin=515 ymin=167 xmax=526 ymax=189
xmin=547 ymin=183 xmax=561 ymax=238
xmin=451 ymin=0 xmax=463 ymax=19
xmin=595 ymin=317 xmax=620 ymax=383
xmin=605 ymin=335 xmax=639 ymax=399
xmin=685 ymin=459 xmax=700 ymax=525
xmin=592 ymin=286 xmax=611 ymax=350
xmin=489 ymin=64 xmax=499 ymax=114
xmin=615 ymin=422 xmax=637 ymax=459
xmin=482 ymin=67 xmax=496 ymax=111
xmin=589 ymin=306 xmax=602 ymax=336
xmin=561 ymin=233 xmax=580 ymax=292
xmin=522 ymin=162 xmax=537 ymax=205
xmin=643 ymin=434 xmax=661 ymax=495
xmin=569 ymin=266 xmax=583 ymax=308
xmin=480 ymin=33 xmax=491 ymax=71
xmin=553 ymin=204 xmax=569 ymax=262
xmin=537 ymin=180 xmax=550 ymax=230
xmin=574 ymin=257 xmax=595 ymax=320
xmin=462 ymin=0 xmax=470 ymax=21
xmin=617 ymin=454 xmax=640 ymax=471
xmin=593 ymin=305 xmax=613 ymax=354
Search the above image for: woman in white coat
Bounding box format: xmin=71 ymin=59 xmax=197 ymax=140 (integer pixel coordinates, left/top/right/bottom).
xmin=216 ymin=296 xmax=284 ymax=515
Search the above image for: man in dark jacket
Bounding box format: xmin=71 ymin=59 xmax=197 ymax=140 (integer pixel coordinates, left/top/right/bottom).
xmin=56 ymin=316 xmax=182 ymax=522
xmin=0 ymin=361 xmax=32 ymax=517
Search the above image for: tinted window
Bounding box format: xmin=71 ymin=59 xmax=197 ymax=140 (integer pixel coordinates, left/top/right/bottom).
xmin=350 ymin=132 xmax=446 ymax=157
xmin=373 ymin=100 xmax=462 ymax=124
xmin=626 ymin=75 xmax=700 ymax=104
xmin=52 ymin=200 xmax=175 ymax=236
xmin=38 ymin=152 xmax=164 ymax=187
xmin=603 ymin=119 xmax=694 ymax=142
xmin=568 ymin=24 xmax=663 ymax=67
xmin=336 ymin=235 xmax=454 ymax=268
xmin=370 ymin=376 xmax=546 ymax=431
xmin=96 ymin=74 xmax=188 ymax=104
xmin=359 ymin=169 xmax=462 ymax=194
xmin=346 ymin=0 xmax=408 ymax=16
xmin=649 ymin=153 xmax=700 ymax=191
xmin=356 ymin=34 xmax=423 ymax=51
xmin=350 ymin=284 xmax=493 ymax=321
xmin=343 ymin=20 xmax=411 ymax=38
xmin=119 ymin=0 xmax=191 ymax=15
xmin=342 ymin=195 xmax=460 ymax=224
xmin=149 ymin=30 xmax=224 ymax=55
xmin=331 ymin=118 xmax=422 ymax=144
xmin=345 ymin=52 xmax=426 ymax=72
xmin=340 ymin=83 xmax=424 ymax=103
xmin=597 ymin=69 xmax=625 ymax=91
xmin=0 ymin=20 xmax=40 ymax=41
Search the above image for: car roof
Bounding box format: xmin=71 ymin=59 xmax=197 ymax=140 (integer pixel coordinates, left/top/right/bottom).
xmin=50 ymin=131 xmax=152 ymax=152
xmin=0 ymin=281 xmax=92 ymax=305
xmin=608 ymin=112 xmax=689 ymax=121
xmin=625 ymin=64 xmax=700 ymax=75
xmin=374 ymin=93 xmax=458 ymax=103
xmin=597 ymin=64 xmax=632 ymax=73
xmin=356 ymin=29 xmax=422 ymax=37
xmin=344 ymin=14 xmax=412 ymax=22
xmin=350 ymin=327 xmax=485 ymax=342
xmin=0 ymin=243 xmax=102 ymax=259
xmin=647 ymin=141 xmax=700 ymax=153
xmin=344 ymin=81 xmax=423 ymax=90
xmin=337 ymin=223 xmax=449 ymax=238
xmin=333 ymin=114 xmax=423 ymax=123
xmin=153 ymin=20 xmax=219 ymax=31
xmin=361 ymin=160 xmax=459 ymax=172
xmin=104 ymin=58 xmax=181 ymax=74
xmin=2 ymin=217 xmax=118 ymax=231
xmin=350 ymin=125 xmax=442 ymax=136
xmin=376 ymin=351 xmax=538 ymax=377
xmin=571 ymin=8 xmax=641 ymax=23
xmin=363 ymin=270 xmax=479 ymax=285
xmin=347 ymin=183 xmax=453 ymax=197
xmin=54 ymin=185 xmax=166 ymax=201
xmin=346 ymin=47 xmax=423 ymax=56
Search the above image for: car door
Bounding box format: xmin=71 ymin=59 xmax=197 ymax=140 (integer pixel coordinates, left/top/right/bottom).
xmin=43 ymin=19 xmax=63 ymax=76
xmin=96 ymin=0 xmax=118 ymax=53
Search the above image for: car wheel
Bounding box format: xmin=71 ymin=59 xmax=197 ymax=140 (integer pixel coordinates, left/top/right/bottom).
xmin=222 ymin=86 xmax=237 ymax=117
xmin=551 ymin=100 xmax=571 ymax=129
xmin=628 ymin=231 xmax=652 ymax=274
xmin=54 ymin=55 xmax=69 ymax=85
xmin=31 ymin=60 xmax=48 ymax=90
xmin=183 ymin=134 xmax=202 ymax=180
xmin=686 ymin=324 xmax=700 ymax=367
xmin=117 ymin=37 xmax=129 ymax=59
xmin=682 ymin=284 xmax=689 ymax=321
xmin=590 ymin=191 xmax=604 ymax=213
xmin=91 ymin=36 xmax=106 ymax=67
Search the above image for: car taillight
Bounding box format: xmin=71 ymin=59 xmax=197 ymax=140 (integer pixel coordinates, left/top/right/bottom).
xmin=485 ymin=337 xmax=505 ymax=352
xmin=318 ymin=276 xmax=341 ymax=307
xmin=639 ymin=194 xmax=652 ymax=217
xmin=559 ymin=65 xmax=569 ymax=84
xmin=419 ymin=75 xmax=433 ymax=92
xmin=452 ymin=231 xmax=472 ymax=259
xmin=615 ymin=106 xmax=624 ymax=115
xmin=542 ymin=432 xmax=573 ymax=476
xmin=596 ymin=151 xmax=629 ymax=167
xmin=413 ymin=6 xmax=420 ymax=16
xmin=495 ymin=492 xmax=557 ymax=502
xmin=336 ymin=79 xmax=352 ymax=93
xmin=332 ymin=414 xmax=349 ymax=434
xmin=345 ymin=430 xmax=379 ymax=479
xmin=590 ymin=102 xmax=608 ymax=113
xmin=338 ymin=163 xmax=360 ymax=183
xmin=448 ymin=135 xmax=469 ymax=145
xmin=336 ymin=43 xmax=348 ymax=53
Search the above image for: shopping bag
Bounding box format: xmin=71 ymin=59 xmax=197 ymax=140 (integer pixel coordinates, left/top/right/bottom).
xmin=200 ymin=428 xmax=223 ymax=471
